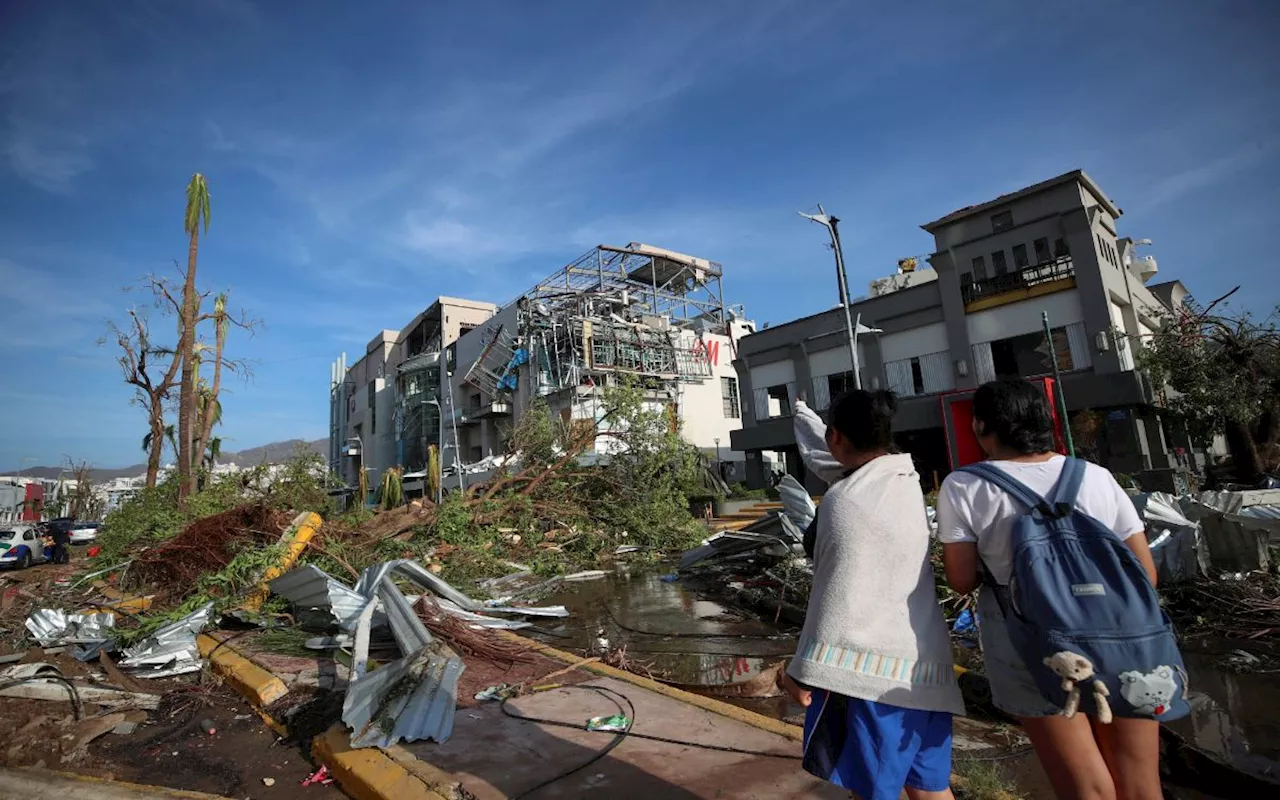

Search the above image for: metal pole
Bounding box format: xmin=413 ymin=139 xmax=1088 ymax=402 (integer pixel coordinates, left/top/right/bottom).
xmin=800 ymin=206 xmax=860 ymax=389
xmin=1042 ymin=311 xmax=1076 ymax=457
xmin=827 ymin=214 xmax=861 ymax=389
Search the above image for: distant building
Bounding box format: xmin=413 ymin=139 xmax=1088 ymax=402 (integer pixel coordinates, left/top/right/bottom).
xmin=730 ymin=170 xmax=1195 ymax=491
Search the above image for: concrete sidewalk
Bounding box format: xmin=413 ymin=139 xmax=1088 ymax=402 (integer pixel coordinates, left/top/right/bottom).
xmin=402 ymin=676 xmax=846 ymax=799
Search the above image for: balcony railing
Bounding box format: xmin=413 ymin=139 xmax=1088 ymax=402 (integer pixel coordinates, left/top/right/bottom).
xmin=962 ymin=255 xmax=1075 ymax=306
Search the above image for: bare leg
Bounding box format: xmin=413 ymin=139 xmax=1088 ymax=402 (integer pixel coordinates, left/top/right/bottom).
xmin=1091 ymin=717 xmax=1162 ymax=800
xmin=1019 ymin=715 xmax=1116 ymax=800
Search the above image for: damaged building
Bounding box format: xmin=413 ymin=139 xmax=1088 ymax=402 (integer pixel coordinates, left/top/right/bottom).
xmin=329 ymin=244 xmax=754 ymax=497
xmin=730 ymin=169 xmax=1208 ymax=492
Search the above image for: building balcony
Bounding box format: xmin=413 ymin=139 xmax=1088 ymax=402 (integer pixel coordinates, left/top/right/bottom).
xmin=962 ymin=256 xmax=1075 ymax=312
xmin=473 ymin=401 xmax=512 ymax=419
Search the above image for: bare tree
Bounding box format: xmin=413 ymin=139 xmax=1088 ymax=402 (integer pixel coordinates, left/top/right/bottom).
xmin=65 ymin=459 xmax=106 ymax=521
xmin=104 ymin=276 xmax=183 ymax=488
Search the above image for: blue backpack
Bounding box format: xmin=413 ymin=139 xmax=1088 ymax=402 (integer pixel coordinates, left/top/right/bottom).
xmin=959 ymin=458 xmax=1189 ymax=722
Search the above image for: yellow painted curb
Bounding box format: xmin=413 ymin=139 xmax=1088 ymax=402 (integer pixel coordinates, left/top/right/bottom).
xmin=11 ymin=767 xmax=232 ymax=797
xmin=498 ymin=630 xmax=805 ymax=742
xmin=241 ymin=511 xmax=321 ymax=612
xmin=312 ymin=724 xmax=450 ymax=800
xmin=197 ymin=633 xmax=289 ymax=709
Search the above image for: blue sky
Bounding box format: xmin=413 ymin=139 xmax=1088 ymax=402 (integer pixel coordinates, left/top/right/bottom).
xmin=1 ymin=1 xmax=1277 ymax=470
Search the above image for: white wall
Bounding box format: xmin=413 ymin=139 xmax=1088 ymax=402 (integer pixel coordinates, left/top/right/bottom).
xmin=966 ymin=289 xmax=1084 ymax=345
xmin=749 ymin=359 xmax=796 ymax=390
xmin=676 ymin=327 xmax=746 ymax=454
xmin=878 ymin=322 xmax=949 ymax=363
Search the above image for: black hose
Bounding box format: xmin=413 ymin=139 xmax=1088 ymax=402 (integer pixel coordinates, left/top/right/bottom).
xmin=0 ymin=675 xmax=84 ymax=720
xmin=498 ymin=683 xmax=803 ymax=798
xmin=504 ymin=685 xmax=635 ymax=799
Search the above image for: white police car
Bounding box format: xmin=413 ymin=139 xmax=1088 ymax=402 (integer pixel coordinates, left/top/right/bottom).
xmin=0 ymin=526 xmax=49 ymax=570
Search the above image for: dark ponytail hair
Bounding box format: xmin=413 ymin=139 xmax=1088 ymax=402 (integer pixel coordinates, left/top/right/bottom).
xmin=829 ymin=389 xmax=897 ymax=451
xmin=972 ymin=379 xmax=1056 ymax=454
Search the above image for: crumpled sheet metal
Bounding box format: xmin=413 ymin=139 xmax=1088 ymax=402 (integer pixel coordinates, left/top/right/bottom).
xmin=376 ymin=577 xmax=432 ymax=656
xmin=119 ymin=602 xmax=213 ymax=673
xmin=269 ymin=564 xmax=376 ymax=632
xmin=343 ymin=639 xmax=464 ymax=749
xmin=25 ymin=609 xmax=115 ymax=647
xmin=777 ymin=474 xmax=816 ymax=531
xmin=1133 ymin=492 xmax=1208 ymax=584
xmin=270 ymin=560 xmax=567 ymax=631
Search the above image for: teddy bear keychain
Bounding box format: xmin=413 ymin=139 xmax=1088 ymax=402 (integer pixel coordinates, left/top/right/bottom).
xmin=1043 ymin=651 xmax=1114 ymax=723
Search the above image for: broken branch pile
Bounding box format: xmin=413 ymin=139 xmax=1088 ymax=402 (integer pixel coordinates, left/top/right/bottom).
xmin=1163 ymin=572 xmax=1280 ymax=641
xmin=129 ymin=504 xmax=291 ymax=602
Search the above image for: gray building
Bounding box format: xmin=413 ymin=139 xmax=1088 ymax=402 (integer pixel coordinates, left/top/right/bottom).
xmin=730 ymin=170 xmax=1194 ymax=491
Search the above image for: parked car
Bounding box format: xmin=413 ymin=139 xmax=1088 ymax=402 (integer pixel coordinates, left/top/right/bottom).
xmin=0 ymin=526 xmax=49 ymax=569
xmin=69 ymin=521 xmax=100 ymax=545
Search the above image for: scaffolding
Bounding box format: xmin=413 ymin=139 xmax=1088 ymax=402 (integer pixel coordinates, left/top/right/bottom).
xmin=462 ymin=244 xmax=727 ymax=398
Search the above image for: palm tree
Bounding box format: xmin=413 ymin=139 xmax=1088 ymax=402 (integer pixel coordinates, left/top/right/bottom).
xmin=192 ymin=292 xmax=228 ymax=467
xmin=204 ymin=436 xmax=223 ymax=471
xmin=178 ymin=173 xmax=211 ymax=503
xmin=141 ymin=424 xmax=179 ymax=463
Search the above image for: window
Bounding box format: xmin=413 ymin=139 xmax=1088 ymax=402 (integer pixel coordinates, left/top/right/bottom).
xmin=989 ymin=327 xmax=1076 ymax=379
xmin=1053 ymin=238 xmax=1070 ymax=257
xmin=1034 ymin=238 xmax=1050 ymax=263
xmin=991 ymin=210 xmax=1014 ymax=232
xmin=827 ymin=371 xmax=857 ymax=401
xmin=885 ymin=352 xmax=953 ymax=397
xmin=971 ymin=255 xmax=987 ymax=280
xmin=1012 ymin=244 xmax=1029 ymax=269
xmin=721 ymin=377 xmax=740 ymax=419
xmin=991 ymin=250 xmax=1008 ymax=276
xmin=367 ymin=382 xmax=377 ymax=435
xmin=766 ymin=385 xmax=792 ymax=417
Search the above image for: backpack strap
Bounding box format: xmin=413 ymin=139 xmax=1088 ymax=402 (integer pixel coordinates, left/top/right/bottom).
xmin=1048 ymin=457 xmax=1086 ymax=515
xmin=957 ymin=462 xmax=1054 ymax=516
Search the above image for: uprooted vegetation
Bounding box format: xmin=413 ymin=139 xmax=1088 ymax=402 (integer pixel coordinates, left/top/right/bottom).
xmin=93 ymin=382 xmax=713 ymax=621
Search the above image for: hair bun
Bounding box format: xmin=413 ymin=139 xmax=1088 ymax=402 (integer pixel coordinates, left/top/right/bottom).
xmin=873 ymin=390 xmax=898 ymax=415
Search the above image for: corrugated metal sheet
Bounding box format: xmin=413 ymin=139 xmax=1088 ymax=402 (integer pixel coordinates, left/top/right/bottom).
xmin=269 ymin=564 xmax=374 ymax=631
xmin=342 ymin=640 xmax=464 ymax=749
xmin=25 ymin=610 xmax=114 ymax=647
xmin=120 ymin=603 xmax=212 ymax=671
xmin=778 ymin=475 xmax=816 ymax=530
xmin=375 ymin=578 xmax=432 ymax=655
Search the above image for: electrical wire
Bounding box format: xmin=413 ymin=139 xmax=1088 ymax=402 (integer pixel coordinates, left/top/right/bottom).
xmin=0 ymin=675 xmax=84 ymax=720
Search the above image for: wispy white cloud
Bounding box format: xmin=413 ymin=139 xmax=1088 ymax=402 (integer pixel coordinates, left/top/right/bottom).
xmin=4 ymin=131 xmax=93 ymax=193
xmin=1136 ymin=140 xmax=1278 ymax=212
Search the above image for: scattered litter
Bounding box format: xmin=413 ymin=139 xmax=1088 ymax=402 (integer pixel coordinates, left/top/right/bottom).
xmin=660 ymin=573 xmax=679 ymax=583
xmin=301 ymin=766 xmax=334 ymax=787
xmin=586 ymin=714 xmax=630 ymax=732
xmin=563 ymin=570 xmax=609 ymax=582
xmin=200 ymin=718 xmax=217 ymax=735
xmin=474 ymin=684 xmax=518 ymax=702
xmin=234 ymin=714 xmax=253 ymax=720
xmin=614 ymin=545 xmax=643 ymax=555
xmin=262 ymin=777 xmax=276 ymax=787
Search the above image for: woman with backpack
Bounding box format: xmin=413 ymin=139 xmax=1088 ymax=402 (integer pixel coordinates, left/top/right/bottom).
xmin=779 ymin=390 xmax=965 ymax=800
xmin=937 ymin=379 xmax=1177 ymax=800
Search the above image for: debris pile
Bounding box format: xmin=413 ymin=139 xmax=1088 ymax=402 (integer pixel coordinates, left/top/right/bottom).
xmin=129 ymin=504 xmax=291 ymax=602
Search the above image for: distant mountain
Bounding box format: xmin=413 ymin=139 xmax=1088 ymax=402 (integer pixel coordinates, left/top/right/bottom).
xmin=5 ymin=438 xmax=327 ymax=482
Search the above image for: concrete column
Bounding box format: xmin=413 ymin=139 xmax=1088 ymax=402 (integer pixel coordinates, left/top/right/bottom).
xmin=931 ymin=251 xmax=977 ymax=390
xmin=745 ymin=449 xmax=767 ymax=489
xmin=1062 ymin=209 xmax=1125 ymax=374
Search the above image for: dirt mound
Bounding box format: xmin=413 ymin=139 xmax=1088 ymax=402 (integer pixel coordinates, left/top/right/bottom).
xmin=130 ymin=505 xmax=291 ymax=602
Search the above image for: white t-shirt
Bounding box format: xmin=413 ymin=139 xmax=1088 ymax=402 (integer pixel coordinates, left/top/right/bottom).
xmin=936 ymin=455 xmax=1144 ymax=584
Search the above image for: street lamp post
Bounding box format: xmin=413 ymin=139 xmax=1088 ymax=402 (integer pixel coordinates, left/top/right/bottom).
xmin=800 ymin=205 xmax=862 ymax=389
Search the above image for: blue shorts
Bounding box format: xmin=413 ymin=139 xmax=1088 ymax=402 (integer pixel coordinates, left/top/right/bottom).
xmin=802 ymin=690 xmax=953 ymax=800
